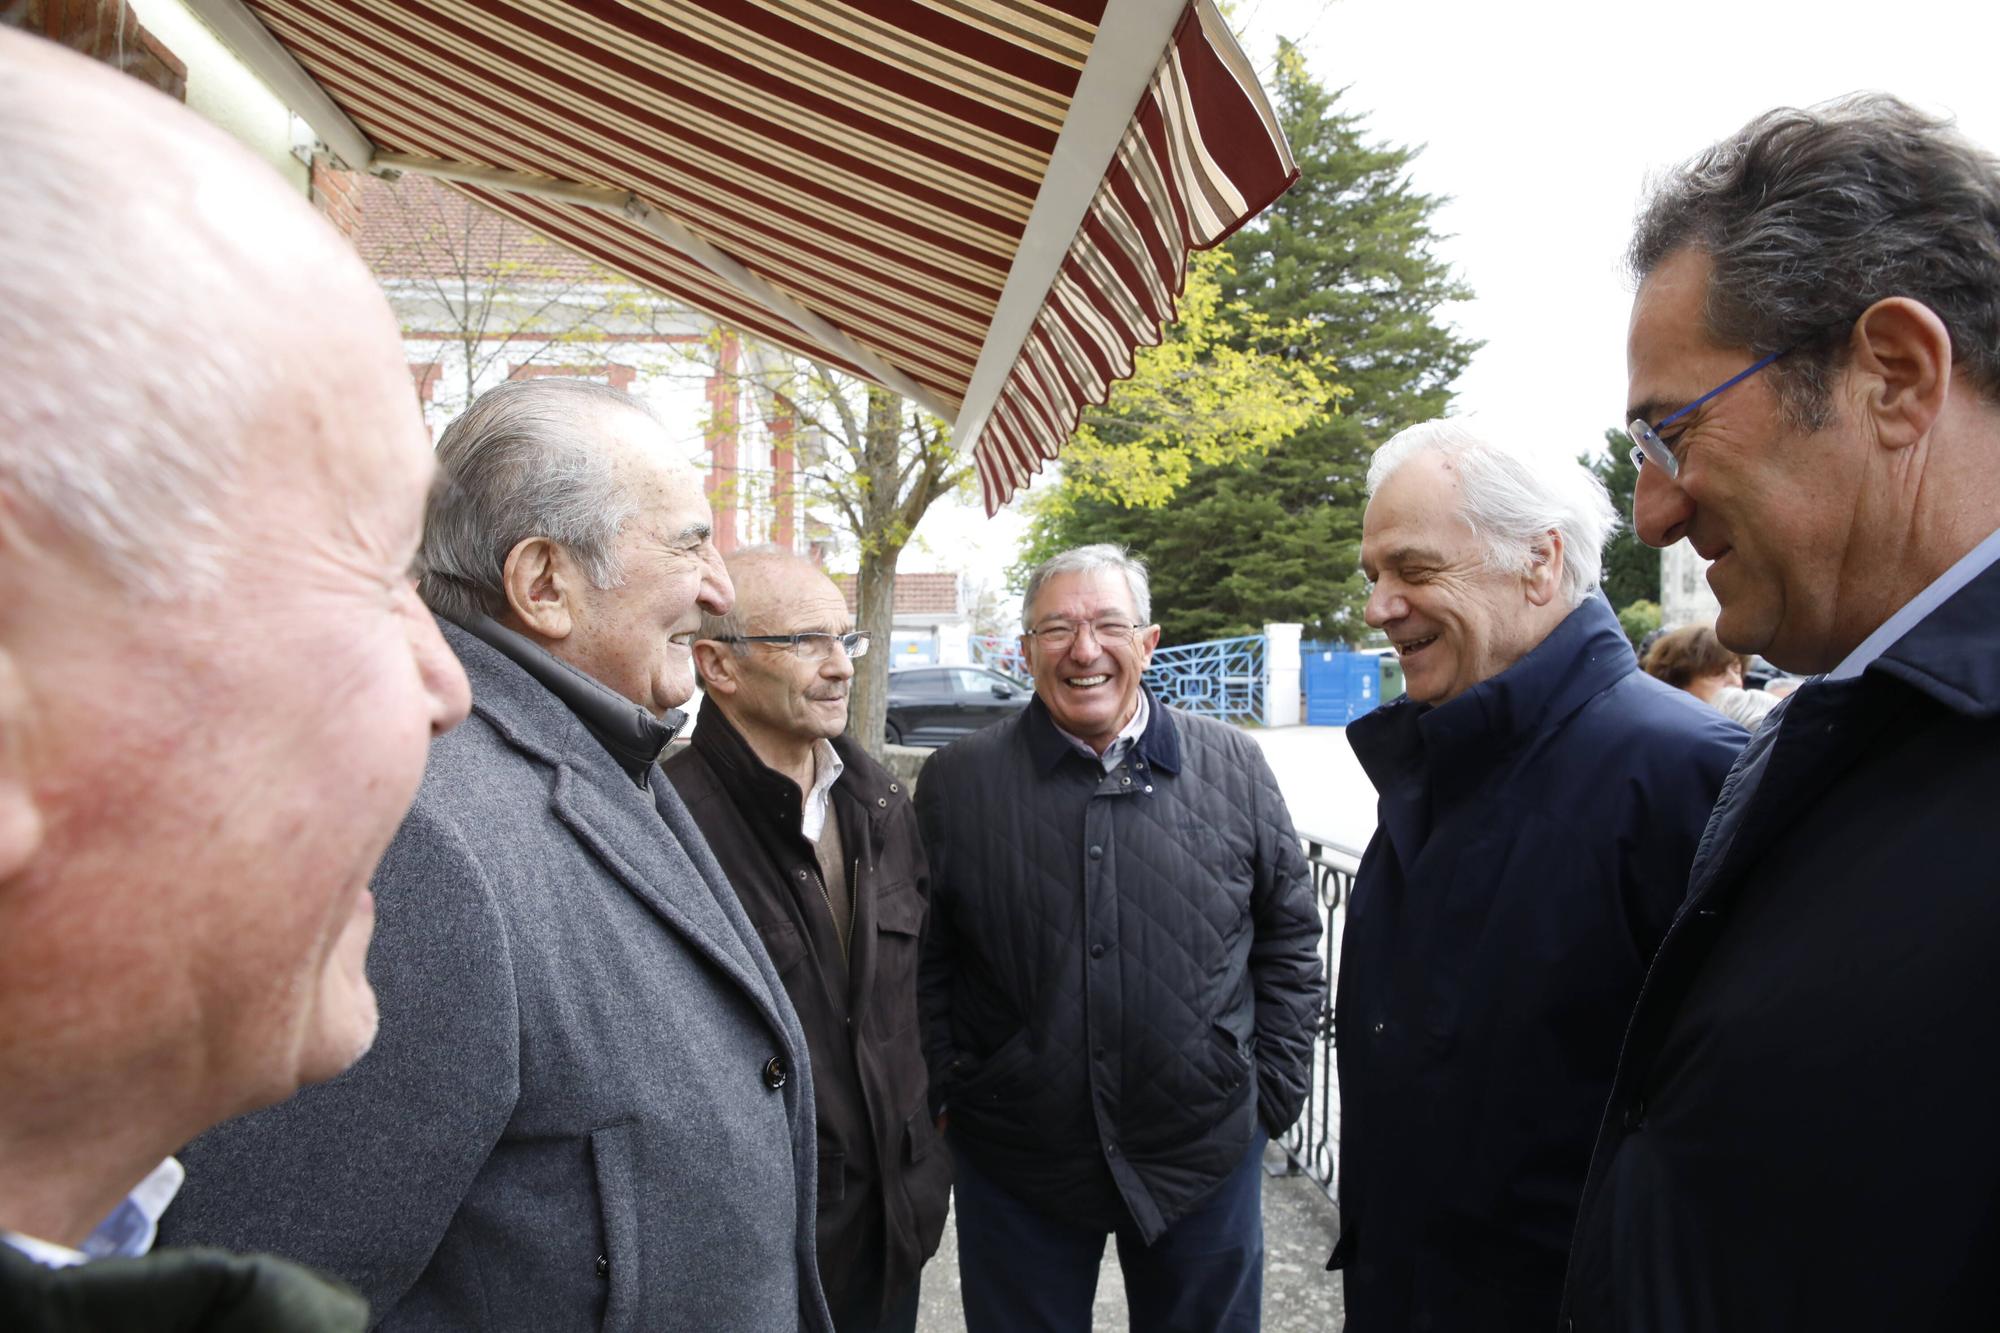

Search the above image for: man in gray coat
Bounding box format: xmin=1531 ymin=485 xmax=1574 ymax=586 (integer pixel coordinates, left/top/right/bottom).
xmin=163 ymin=379 xmax=833 ymax=1332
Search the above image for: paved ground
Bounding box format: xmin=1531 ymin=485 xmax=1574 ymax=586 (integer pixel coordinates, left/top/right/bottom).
xmin=916 ymin=1143 xmax=1344 ymax=1332
xmin=1244 ymin=725 xmax=1377 ymax=853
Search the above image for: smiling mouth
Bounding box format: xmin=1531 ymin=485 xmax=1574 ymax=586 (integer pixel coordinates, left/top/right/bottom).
xmin=1065 ymin=673 xmax=1110 ymax=688
xmin=1393 ymin=635 xmax=1439 ymax=657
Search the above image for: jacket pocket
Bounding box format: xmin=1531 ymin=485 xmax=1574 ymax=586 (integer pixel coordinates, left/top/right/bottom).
xmin=953 ymin=1025 xmax=1036 ymax=1105
xmin=589 ymin=1121 xmax=640 ymax=1333
xmin=902 ymin=1103 xmax=953 ymax=1262
xmin=871 ymin=882 xmax=925 ymax=1037
xmin=756 ymin=918 xmax=809 ymax=977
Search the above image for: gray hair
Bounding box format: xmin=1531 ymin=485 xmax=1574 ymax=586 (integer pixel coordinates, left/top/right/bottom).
xmin=1367 ymin=419 xmax=1616 ymax=609
xmin=695 ymin=544 xmax=801 ymax=654
xmin=0 ymin=40 xmax=254 ymax=598
xmin=1630 ymin=93 xmax=2000 ymax=428
xmin=1021 ymin=543 xmax=1152 ymax=630
xmin=418 ymin=379 xmax=658 ymax=622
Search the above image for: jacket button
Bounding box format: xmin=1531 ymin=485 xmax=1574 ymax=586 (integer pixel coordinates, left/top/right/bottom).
xmin=595 ymin=1254 xmax=609 ymax=1279
xmin=1088 ymin=845 xmax=1103 ymax=860
xmin=1090 ymin=943 xmax=1105 ymax=959
xmin=889 ymin=783 xmax=899 ymax=793
xmin=877 ymin=797 xmax=888 ymax=807
xmin=1371 ymin=1021 xmax=1385 ymax=1036
xmin=1622 ymin=1097 xmax=1645 ymax=1131
xmin=763 ymin=1055 xmax=788 ymax=1090
xmin=1105 ymin=1142 xmax=1120 ymax=1158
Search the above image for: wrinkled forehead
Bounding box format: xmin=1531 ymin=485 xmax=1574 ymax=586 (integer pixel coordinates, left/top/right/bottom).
xmin=1361 ymin=453 xmax=1477 ymax=566
xmin=1029 ymin=568 xmax=1138 ymax=624
xmin=737 ymin=566 xmax=851 ymax=634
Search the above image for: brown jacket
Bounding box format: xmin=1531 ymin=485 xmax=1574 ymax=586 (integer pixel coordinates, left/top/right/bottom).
xmin=666 ymin=708 xmax=949 ymax=1322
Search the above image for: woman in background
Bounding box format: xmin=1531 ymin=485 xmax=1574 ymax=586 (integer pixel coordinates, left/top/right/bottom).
xmin=1642 ymin=623 xmax=1780 ymax=733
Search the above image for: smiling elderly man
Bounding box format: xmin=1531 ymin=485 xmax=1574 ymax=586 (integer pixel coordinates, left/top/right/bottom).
xmin=1331 ymin=421 xmax=1743 ymax=1332
xmin=1562 ymin=97 xmax=2000 ymax=1332
xmin=0 ymin=28 xmax=468 ymax=1330
xmin=162 ymin=380 xmax=833 ymax=1332
xmin=917 ymin=543 xmax=1322 ymax=1333
xmin=667 ymin=548 xmax=949 ymax=1332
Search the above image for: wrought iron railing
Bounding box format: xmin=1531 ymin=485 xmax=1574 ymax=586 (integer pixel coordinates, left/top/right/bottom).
xmin=968 ymin=633 xmax=1268 ymax=723
xmin=1272 ymin=831 xmax=1361 ymax=1206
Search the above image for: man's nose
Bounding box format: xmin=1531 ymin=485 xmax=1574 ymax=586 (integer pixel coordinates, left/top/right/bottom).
xmin=697 ymin=542 xmax=733 ymax=615
xmin=409 ymin=590 xmax=472 ymax=736
xmin=1363 ymin=583 xmax=1403 ymax=629
xmin=1631 ymin=461 xmax=1692 ymax=549
xmin=823 ymin=638 xmax=857 ymax=680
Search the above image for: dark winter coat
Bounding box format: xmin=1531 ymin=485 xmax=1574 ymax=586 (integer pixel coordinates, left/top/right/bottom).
xmin=665 ymin=707 xmax=949 ymax=1322
xmin=0 ymin=1242 xmax=366 ymax=1332
xmin=1561 ymin=557 xmax=2000 ymax=1332
xmin=1332 ymin=594 xmax=1745 ymax=1332
xmin=915 ymin=690 xmax=1324 ymax=1242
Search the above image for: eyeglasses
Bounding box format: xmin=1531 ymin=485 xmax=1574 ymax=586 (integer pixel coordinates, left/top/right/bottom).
xmin=716 ymin=631 xmax=870 ymax=661
xmin=1628 ymin=349 xmax=1789 ymax=480
xmin=1022 ymin=619 xmax=1142 ymax=650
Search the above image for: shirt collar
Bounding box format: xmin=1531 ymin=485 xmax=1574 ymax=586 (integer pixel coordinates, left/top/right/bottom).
xmin=801 ymin=738 xmax=845 ymax=842
xmin=1025 ymin=684 xmax=1180 ymax=776
xmin=2 ymin=1157 xmax=184 ymax=1269
xmin=1828 ymin=524 xmax=2000 ymax=681
xmin=1050 ymin=690 xmax=1150 ymax=772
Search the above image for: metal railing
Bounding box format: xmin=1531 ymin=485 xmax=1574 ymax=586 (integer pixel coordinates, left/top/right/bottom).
xmin=1272 ymin=830 xmax=1362 ymax=1205
xmin=968 ymin=633 xmax=1268 ymax=723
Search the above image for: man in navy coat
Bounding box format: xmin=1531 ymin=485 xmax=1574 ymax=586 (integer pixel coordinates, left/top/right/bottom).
xmin=1561 ymin=96 xmax=2000 ymax=1330
xmin=1331 ymin=419 xmax=1744 ymax=1331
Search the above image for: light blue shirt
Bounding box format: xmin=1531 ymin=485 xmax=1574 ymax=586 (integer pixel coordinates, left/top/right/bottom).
xmin=1 ymin=1156 xmax=184 ymax=1268
xmin=1827 ymin=524 xmax=2000 ymax=680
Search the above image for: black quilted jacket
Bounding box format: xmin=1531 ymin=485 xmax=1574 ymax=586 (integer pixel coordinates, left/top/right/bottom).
xmin=915 ymin=690 xmax=1323 ymax=1241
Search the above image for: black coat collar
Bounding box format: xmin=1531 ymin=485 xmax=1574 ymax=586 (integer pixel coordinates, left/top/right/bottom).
xmin=1023 ymin=684 xmax=1181 ymax=776
xmin=448 ymin=611 xmax=682 ymax=786
xmin=688 ymin=697 xmax=894 ymax=820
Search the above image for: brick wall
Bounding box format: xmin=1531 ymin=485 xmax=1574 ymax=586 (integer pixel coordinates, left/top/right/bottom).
xmin=312 ymin=158 xmax=366 ymax=243
xmin=17 ymin=0 xmax=187 ymax=101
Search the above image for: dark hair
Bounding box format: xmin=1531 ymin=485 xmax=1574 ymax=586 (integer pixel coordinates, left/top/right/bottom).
xmin=1642 ymin=623 xmax=1746 ymax=690
xmin=1629 ymin=94 xmax=2000 ymax=428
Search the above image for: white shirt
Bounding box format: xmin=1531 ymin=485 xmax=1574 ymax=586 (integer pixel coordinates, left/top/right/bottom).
xmin=1 ymin=1156 xmax=185 ymax=1269
xmin=1052 ymin=690 xmax=1151 ymax=772
xmin=801 ymin=738 xmax=845 ymax=843
xmin=1828 ymin=525 xmax=2000 ymax=680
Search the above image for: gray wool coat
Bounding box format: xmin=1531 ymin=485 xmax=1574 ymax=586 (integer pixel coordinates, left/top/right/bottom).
xmin=161 ymin=621 xmax=833 ymax=1332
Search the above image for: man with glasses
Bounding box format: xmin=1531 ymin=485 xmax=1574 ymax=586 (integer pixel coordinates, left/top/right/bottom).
xmin=1561 ymin=97 xmax=2000 ymax=1331
xmin=668 ymin=547 xmax=947 ymax=1333
xmin=915 ymin=543 xmax=1323 ymax=1332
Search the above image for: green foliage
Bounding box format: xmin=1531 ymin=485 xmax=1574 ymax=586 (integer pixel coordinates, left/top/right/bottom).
xmin=1617 ymin=599 xmax=1662 ymax=649
xmin=1021 ymin=40 xmax=1479 ymax=644
xmin=1053 ymin=249 xmax=1342 ymax=507
xmin=1585 ymin=428 xmax=1661 ymax=610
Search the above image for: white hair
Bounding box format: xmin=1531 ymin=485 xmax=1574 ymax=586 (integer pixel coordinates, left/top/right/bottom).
xmin=1021 ymin=543 xmax=1152 ymax=630
xmin=0 ymin=40 xmax=256 ymax=598
xmin=1367 ymin=418 xmax=1617 ymax=608
xmin=418 ymin=379 xmax=661 ymax=622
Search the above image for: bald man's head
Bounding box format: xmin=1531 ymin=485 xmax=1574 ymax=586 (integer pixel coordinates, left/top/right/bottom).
xmin=0 ymin=31 xmax=470 ymax=1240
xmin=0 ymin=25 xmax=407 ymax=596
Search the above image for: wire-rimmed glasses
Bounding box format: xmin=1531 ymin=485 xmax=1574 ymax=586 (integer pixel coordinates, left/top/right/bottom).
xmin=716 ymin=631 xmax=871 ymax=661
xmin=1628 ymin=349 xmax=1789 ymax=479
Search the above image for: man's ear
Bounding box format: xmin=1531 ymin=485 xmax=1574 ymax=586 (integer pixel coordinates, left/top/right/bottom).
xmin=1524 ymin=530 xmax=1565 ymax=609
xmin=501 ymin=537 xmax=575 ymax=641
xmin=0 ymin=646 xmax=46 ymax=885
xmin=1847 ymin=297 xmax=1952 ymax=451
xmin=691 ymin=640 xmax=740 ymax=696
xmin=1131 ymin=622 xmax=1162 ymax=673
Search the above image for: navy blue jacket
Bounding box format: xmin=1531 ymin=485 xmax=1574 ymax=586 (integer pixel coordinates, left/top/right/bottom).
xmin=1331 ymin=595 xmax=1744 ymax=1332
xmin=1562 ymin=556 xmax=2000 ymax=1331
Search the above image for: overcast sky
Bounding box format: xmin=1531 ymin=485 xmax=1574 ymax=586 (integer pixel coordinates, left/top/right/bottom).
xmin=911 ymin=0 xmax=2000 ymax=594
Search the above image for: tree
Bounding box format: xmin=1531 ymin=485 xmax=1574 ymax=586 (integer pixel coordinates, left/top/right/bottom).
xmin=1022 ymin=40 xmax=1479 ymax=645
xmin=364 ymin=174 xmax=656 ymax=414
xmin=1584 ymin=427 xmax=1661 ymax=612
xmin=722 ymin=245 xmax=1328 ymax=755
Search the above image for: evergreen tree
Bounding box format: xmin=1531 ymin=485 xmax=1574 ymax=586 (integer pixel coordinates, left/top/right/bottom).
xmin=1022 ymin=40 xmax=1478 ymax=644
xmin=1585 ymin=428 xmax=1661 ymax=612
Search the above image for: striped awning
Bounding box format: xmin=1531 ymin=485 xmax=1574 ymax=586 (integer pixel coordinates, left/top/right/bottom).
xmin=186 ymin=0 xmax=1296 ymax=512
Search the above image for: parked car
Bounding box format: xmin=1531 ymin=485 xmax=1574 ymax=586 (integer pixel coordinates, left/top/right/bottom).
xmin=885 ymin=665 xmax=1031 ymax=747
